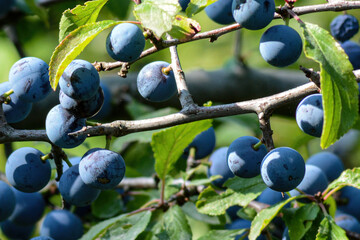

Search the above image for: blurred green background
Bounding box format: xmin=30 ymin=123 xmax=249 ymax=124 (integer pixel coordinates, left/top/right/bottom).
xmin=1 ymin=0 xmax=360 ymax=238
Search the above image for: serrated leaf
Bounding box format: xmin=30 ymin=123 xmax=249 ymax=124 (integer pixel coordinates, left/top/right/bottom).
xmin=197 ymin=229 xmax=246 ymax=240
xmin=101 ymin=211 xmax=152 ymax=240
xmin=186 ymin=0 xmax=217 ymax=17
xmin=91 ymin=190 xmax=123 ymax=219
xmin=316 ymin=215 xmax=348 ymax=240
xmin=196 ymin=176 xmax=267 ymax=216
xmin=25 ymin=0 xmax=49 ymax=27
xmin=325 ymin=168 xmax=360 ymax=193
xmin=300 ymin=22 xmax=358 ymax=149
xmin=133 ymin=0 xmax=181 ymax=38
xmin=59 ymin=0 xmax=108 ymax=42
xmin=248 ymin=195 xmax=305 ymax=240
xmin=168 ymin=15 xmax=201 ymax=40
xmin=152 ymin=120 xmax=212 ymax=180
xmin=158 ymin=205 xmax=192 ymax=240
xmin=282 ymin=204 xmax=320 ymax=240
xmin=49 ymin=20 xmax=120 ymax=90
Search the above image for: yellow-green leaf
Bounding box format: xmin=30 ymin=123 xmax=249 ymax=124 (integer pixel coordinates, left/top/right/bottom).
xmin=168 ymin=15 xmax=201 ymax=40
xmin=133 ymin=0 xmax=181 ymax=38
xmin=152 ymin=120 xmax=212 ymax=180
xmin=300 ymin=22 xmax=358 ymax=149
xmin=49 ymin=20 xmax=120 ymax=90
xmin=59 ymin=0 xmax=109 ymax=42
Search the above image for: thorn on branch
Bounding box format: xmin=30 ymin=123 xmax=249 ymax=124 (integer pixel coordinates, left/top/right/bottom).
xmin=118 ymin=63 xmax=130 ymax=78
xmin=210 ymin=36 xmax=218 ymax=42
xmin=300 ymin=66 xmax=321 ymax=90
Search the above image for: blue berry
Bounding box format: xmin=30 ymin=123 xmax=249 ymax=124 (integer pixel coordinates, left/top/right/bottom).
xmin=9 ymin=57 xmax=51 ymax=102
xmin=205 ymin=0 xmax=235 ymax=25
xmin=330 ymin=14 xmax=359 ymax=42
xmin=0 ymin=82 xmax=32 ymax=123
xmin=106 ymin=23 xmax=145 ymax=62
xmin=6 ymin=147 xmax=51 ymax=193
xmin=59 ymin=164 xmax=101 ymax=207
xmin=226 ymin=219 xmax=266 ymax=240
xmin=45 ymin=105 xmax=86 ymax=148
xmin=289 ymin=165 xmax=328 ymax=197
xmin=8 ymin=189 xmax=45 ymax=225
xmin=79 ymin=148 xmax=126 ymax=189
xmin=207 ymin=147 xmax=234 ymax=188
xmin=296 ymin=94 xmax=323 ymax=138
xmin=184 ymin=127 xmax=216 ymax=159
xmin=0 ymin=181 xmax=15 ymax=221
xmin=338 ymin=186 xmax=360 ymax=221
xmin=59 ymin=59 xmax=100 ymax=101
xmin=0 ymin=0 xmax=15 ymax=17
xmin=261 ymin=147 xmax=305 ymax=192
xmin=340 ymin=41 xmax=360 ymax=70
xmin=137 ymin=61 xmax=177 ymax=102
xmin=40 ymin=209 xmax=83 ymax=240
xmin=179 ymin=0 xmax=190 ymax=11
xmin=257 ymin=187 xmax=289 ymax=206
xmin=335 ymin=212 xmax=360 ymax=233
xmin=59 ymin=86 xmax=104 ymax=118
xmin=282 ymin=227 xmax=290 ymax=240
xmin=259 ymin=25 xmax=303 ymax=67
xmin=232 ymin=0 xmax=275 ymax=30
xmin=227 ymin=136 xmax=267 ymax=178
xmin=0 ymin=220 xmax=35 ymax=240
xmin=226 ymin=205 xmax=242 ymax=221
xmin=306 ymin=152 xmax=344 ymax=182
xmin=91 ymin=81 xmax=112 ymax=120
xmin=31 ymin=237 xmax=55 ymax=240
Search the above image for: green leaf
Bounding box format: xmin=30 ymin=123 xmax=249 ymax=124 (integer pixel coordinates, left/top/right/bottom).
xmin=316 ymin=215 xmax=348 ymax=240
xmin=59 ymin=0 xmax=108 ymax=42
xmin=25 ymin=0 xmax=49 ymax=27
xmin=91 ymin=190 xmax=123 ymax=219
xmin=324 ymin=196 xmax=337 ymax=218
xmin=158 ymin=205 xmax=192 ymax=240
xmin=101 ymin=211 xmax=152 ymax=240
xmin=300 ymin=22 xmax=358 ymax=149
xmin=282 ymin=204 xmax=320 ymax=240
xmin=168 ymin=15 xmax=201 ymax=40
xmin=236 ymin=207 xmax=257 ymax=221
xmin=197 ymin=229 xmax=246 ymax=240
xmin=49 ymin=20 xmax=120 ymax=90
xmin=248 ymin=195 xmax=305 ymax=240
xmin=326 ymin=168 xmax=360 ymax=192
xmin=185 ymin=0 xmax=217 ymax=17
xmin=196 ymin=176 xmax=267 ymax=216
xmin=182 ymin=202 xmax=224 ymax=225
xmin=152 ymin=120 xmax=212 ymax=180
xmin=133 ymin=0 xmax=181 ymax=38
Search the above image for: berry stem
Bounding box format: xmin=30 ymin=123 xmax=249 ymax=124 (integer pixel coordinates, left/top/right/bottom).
xmin=323 ymin=185 xmax=344 ymax=201
xmin=252 ymin=140 xmax=263 ymax=151
xmin=105 ymin=135 xmax=112 ymax=150
xmin=287 ymin=9 xmax=304 ymax=24
xmin=63 ymin=155 xmax=72 ymax=168
xmin=186 ymin=147 xmax=196 ymax=171
xmin=162 ymin=65 xmax=172 ymax=75
xmin=2 ymin=89 xmax=14 ymax=104
xmin=40 ymin=153 xmax=53 ymax=162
